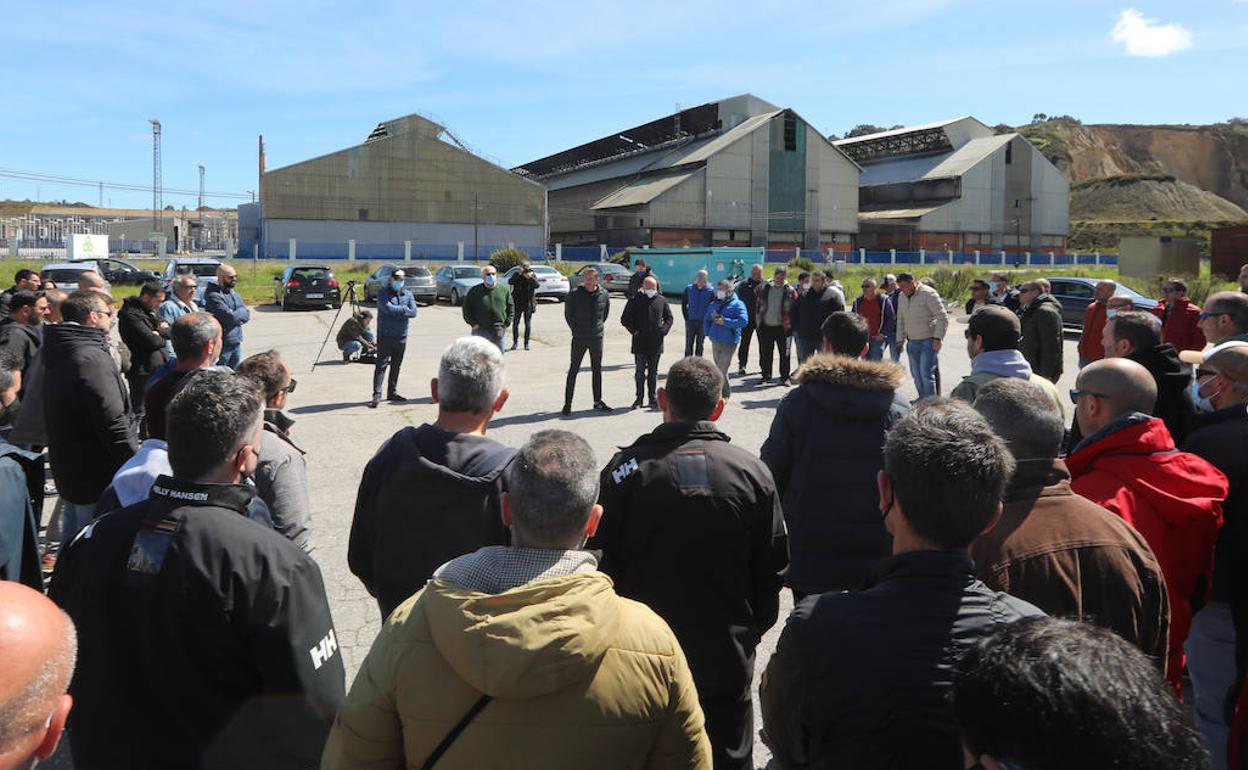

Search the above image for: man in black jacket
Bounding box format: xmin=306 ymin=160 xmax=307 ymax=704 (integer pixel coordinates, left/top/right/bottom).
xmin=761 ymin=399 xmax=1043 ymax=770
xmin=0 ymin=290 xmax=47 ymax=390
xmin=117 ymin=281 xmax=171 ymax=431
xmin=594 ymin=356 xmax=788 ymax=770
xmin=762 ymin=311 xmax=907 ymax=598
xmin=737 ymin=263 xmax=764 ymax=375
xmin=350 ymin=336 xmax=516 ymax=617
xmin=43 ymin=291 xmax=136 ymax=551
xmin=562 ymin=266 xmax=612 ymax=415
xmin=49 ymin=370 xmax=345 ymax=770
xmin=620 ymin=275 xmax=673 ymax=409
xmin=508 ymin=263 xmax=539 ymax=351
xmin=0 ymin=268 xmax=40 ymax=316
xmin=1181 ymin=342 xmax=1248 ymax=767
xmin=1066 ymin=310 xmax=1195 ymax=449
xmin=789 ymin=272 xmax=845 ymax=364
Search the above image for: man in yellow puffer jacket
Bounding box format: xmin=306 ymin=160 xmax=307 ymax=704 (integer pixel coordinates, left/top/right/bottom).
xmin=322 ymin=429 xmax=712 ymax=770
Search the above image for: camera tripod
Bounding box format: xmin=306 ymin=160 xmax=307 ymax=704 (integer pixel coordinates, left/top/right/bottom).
xmin=311 ymin=279 xmax=365 ymax=371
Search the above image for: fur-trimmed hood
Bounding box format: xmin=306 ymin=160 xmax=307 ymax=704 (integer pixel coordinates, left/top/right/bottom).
xmin=795 ymin=353 xmax=905 ymax=391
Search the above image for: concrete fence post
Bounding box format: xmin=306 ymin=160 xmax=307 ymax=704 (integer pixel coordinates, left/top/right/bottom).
xmin=890 ymin=248 xmax=896 ymax=264
xmin=252 ymin=243 xmax=259 ymax=261
xmin=974 ymin=250 xmax=981 ymax=265
xmin=1095 ymin=250 xmax=1101 ymax=266
xmin=1072 ymin=250 xmax=1079 ymax=264
xmin=288 ymin=238 xmax=296 ymax=261
xmin=348 ymin=239 xmax=356 ymax=261
xmin=919 ymin=249 xmax=926 ymax=265
xmin=1025 ymin=251 xmax=1031 ymax=266
xmin=1049 ymin=250 xmax=1055 ymax=265
xmin=457 ymin=242 xmax=465 ymax=261
xmin=555 ymin=243 xmax=563 ymax=261
xmin=859 ymin=247 xmax=866 ymax=264
xmin=947 ymin=248 xmax=953 ymax=263
xmin=601 ymin=244 xmax=609 ymax=260
xmin=404 ymin=241 xmax=412 ymax=262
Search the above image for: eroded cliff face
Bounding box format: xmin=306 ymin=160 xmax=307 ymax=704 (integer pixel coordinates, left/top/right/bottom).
xmin=1026 ymin=120 xmax=1248 ymax=210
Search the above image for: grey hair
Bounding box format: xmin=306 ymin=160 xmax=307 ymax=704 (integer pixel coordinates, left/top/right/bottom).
xmin=0 ymin=612 xmax=76 ymax=749
xmin=171 ymin=312 xmax=220 ymax=360
xmin=167 ymin=370 xmax=264 ymax=480
xmin=972 ymin=378 xmax=1066 ymax=461
xmin=437 ymin=336 xmax=505 ymax=413
xmin=507 ymin=430 xmax=599 ymax=545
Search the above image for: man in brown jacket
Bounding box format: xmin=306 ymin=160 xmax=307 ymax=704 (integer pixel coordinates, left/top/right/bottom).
xmin=970 ymin=377 xmax=1170 ymax=665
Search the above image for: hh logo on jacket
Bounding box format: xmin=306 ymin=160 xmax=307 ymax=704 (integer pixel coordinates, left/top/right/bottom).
xmin=611 ymin=458 xmax=639 ymax=485
xmin=310 ymin=629 xmax=339 ymax=670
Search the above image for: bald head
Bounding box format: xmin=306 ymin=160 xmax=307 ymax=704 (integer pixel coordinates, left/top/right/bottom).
xmin=1075 ymin=358 xmax=1157 ymax=436
xmin=0 ymin=583 xmax=75 ymax=767
xmin=76 ymin=270 xmax=104 ymax=292
xmin=642 ymin=276 xmax=658 ymax=291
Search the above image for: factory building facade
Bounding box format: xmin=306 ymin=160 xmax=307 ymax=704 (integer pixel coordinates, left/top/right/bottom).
xmin=515 ymin=94 xmax=861 ymax=254
xmin=834 ymin=117 xmax=1070 ymax=255
xmin=251 ymin=113 xmax=546 ymax=260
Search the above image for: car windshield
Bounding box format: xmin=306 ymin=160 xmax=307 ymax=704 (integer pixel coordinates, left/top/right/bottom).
xmin=178 ymin=264 xmax=219 ymax=278
xmin=452 ymin=268 xmax=479 ymax=279
xmin=407 ymin=268 xmax=431 ymax=277
xmin=42 ymin=269 xmax=88 ymax=283
xmin=532 ymin=266 xmax=559 ymax=274
xmin=292 ymin=268 xmax=331 ymax=280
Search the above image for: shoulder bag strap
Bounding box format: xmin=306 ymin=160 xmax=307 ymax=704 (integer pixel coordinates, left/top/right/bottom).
xmin=420 ymin=694 xmax=493 ymax=770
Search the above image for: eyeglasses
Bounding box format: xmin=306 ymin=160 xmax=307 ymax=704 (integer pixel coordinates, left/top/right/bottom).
xmin=282 ymin=378 xmax=297 ymax=394
xmin=1199 ymin=311 xmax=1229 ymax=321
xmin=1195 ymin=368 xmax=1219 ymax=379
xmin=1069 ymin=388 xmax=1112 ymax=404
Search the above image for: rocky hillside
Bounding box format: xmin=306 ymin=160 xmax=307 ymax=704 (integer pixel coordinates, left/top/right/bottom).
xmin=1071 ymin=174 xmax=1248 ymax=222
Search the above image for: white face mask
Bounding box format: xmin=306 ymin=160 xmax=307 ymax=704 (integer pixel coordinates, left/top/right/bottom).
xmin=715 ymin=290 xmax=726 ymax=300
xmin=642 ymin=288 xmax=657 ymax=298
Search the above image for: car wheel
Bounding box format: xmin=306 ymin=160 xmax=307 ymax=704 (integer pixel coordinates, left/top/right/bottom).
xmin=331 ymin=300 xmax=342 ymax=309
xmin=281 ymin=294 xmax=289 ymax=311
xmin=450 ymin=287 xmax=460 ymax=306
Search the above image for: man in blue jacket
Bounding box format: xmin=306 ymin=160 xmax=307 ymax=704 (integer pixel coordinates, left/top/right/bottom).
xmin=682 ymin=270 xmax=714 ymax=358
xmin=203 ymin=264 xmax=250 ymax=369
xmin=370 ymin=268 xmax=418 ymax=409
xmin=704 ymin=279 xmax=749 ymax=398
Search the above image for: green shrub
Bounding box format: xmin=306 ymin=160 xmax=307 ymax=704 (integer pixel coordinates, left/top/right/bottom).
xmin=787 ymin=256 xmax=815 ymax=274
xmin=926 ymin=268 xmax=976 ymax=305
xmin=608 ymin=249 xmax=633 ymax=266
xmin=488 ymin=247 xmax=528 ymax=272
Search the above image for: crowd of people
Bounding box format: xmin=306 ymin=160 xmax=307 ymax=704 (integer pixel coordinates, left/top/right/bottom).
xmin=4 ymin=258 xmax=1248 ymax=770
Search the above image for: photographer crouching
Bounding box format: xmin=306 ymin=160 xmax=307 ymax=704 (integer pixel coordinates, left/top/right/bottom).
xmin=336 ymin=303 xmax=376 ymax=363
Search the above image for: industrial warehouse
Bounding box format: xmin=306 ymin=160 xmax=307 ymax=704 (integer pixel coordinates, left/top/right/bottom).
xmin=514 ymin=94 xmax=861 ymax=255
xmin=239 ymin=113 xmax=547 ymax=261
xmin=834 ymin=117 xmax=1070 ymax=256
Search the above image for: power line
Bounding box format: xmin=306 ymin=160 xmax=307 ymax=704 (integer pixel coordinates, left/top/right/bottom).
xmin=0 ymin=166 xmax=251 ymax=200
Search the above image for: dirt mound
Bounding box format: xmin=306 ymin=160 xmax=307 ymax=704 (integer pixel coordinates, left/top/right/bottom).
xmin=1072 ymin=175 xmax=1248 ymax=222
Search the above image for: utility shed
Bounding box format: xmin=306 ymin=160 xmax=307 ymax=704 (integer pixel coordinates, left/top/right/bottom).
xmin=515 ymin=94 xmax=861 ymax=254
xmin=1118 ymin=236 xmax=1200 ymax=278
xmin=835 ymin=118 xmax=1070 ymax=255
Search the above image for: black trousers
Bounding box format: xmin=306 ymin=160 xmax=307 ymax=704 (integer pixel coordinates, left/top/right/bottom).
xmin=701 ymin=689 xmax=754 ymax=770
xmin=565 ymin=336 xmax=603 ymax=405
xmin=633 ymin=352 xmax=660 ymax=400
xmin=372 ymin=336 xmax=406 ymax=399
xmin=738 ymin=320 xmax=756 ymax=368
xmin=512 ymin=305 xmax=534 ymax=346
xmin=126 ymin=372 xmax=149 ymax=438
xmin=757 ymin=324 xmax=791 ymax=381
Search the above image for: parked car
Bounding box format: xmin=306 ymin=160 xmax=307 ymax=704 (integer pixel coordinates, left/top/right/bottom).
xmin=363 ymin=264 xmax=436 ymax=305
xmin=273 ymin=265 xmax=342 ymax=310
xmin=162 ymin=258 xmax=222 ymax=303
xmin=69 ymin=257 xmax=159 ymax=286
xmin=567 ymin=263 xmax=631 ymax=293
xmin=1044 ymin=277 xmax=1159 ymax=327
xmin=502 ymin=264 xmax=570 ymax=302
xmin=435 ymin=265 xmax=485 ymax=305
xmin=40 ymin=262 xmax=111 ymax=292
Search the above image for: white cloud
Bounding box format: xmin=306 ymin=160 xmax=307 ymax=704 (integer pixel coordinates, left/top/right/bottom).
xmin=1110 ymin=8 xmax=1194 ymax=57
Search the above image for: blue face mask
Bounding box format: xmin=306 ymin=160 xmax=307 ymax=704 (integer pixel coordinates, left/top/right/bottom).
xmin=390 ymin=280 xmax=404 ymax=292
xmin=1107 ymin=308 xmax=1118 ymax=318
xmin=484 ymin=274 xmax=496 ymax=287
xmin=1191 ymin=375 xmax=1217 ymax=413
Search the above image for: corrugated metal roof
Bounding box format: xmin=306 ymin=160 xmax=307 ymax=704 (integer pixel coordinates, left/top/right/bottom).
xmin=858 ymin=134 xmax=1016 ymax=186
xmin=858 ymin=204 xmax=950 ymax=221
xmin=591 ymin=170 xmax=700 ymax=210
xmin=833 ymin=117 xmax=978 ymax=146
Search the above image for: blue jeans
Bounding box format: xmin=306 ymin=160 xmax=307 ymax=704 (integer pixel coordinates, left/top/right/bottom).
xmin=906 ymin=338 xmax=939 ymax=399
xmin=794 ymin=337 xmax=820 ymax=364
xmin=866 ymin=337 xmax=885 ymax=361
xmin=1186 ymin=601 xmax=1236 ymax=770
xmin=218 ymin=344 xmax=242 ymax=370
xmin=341 ymin=330 xmax=375 ymax=359
xmin=685 ymin=320 xmax=706 ymax=357
xmin=472 ymin=326 xmax=506 ymax=352
xmin=59 ymin=500 xmax=98 ymax=554
xmin=372 ymin=336 xmax=406 ymax=399
xmin=884 ymin=334 xmax=901 ymax=362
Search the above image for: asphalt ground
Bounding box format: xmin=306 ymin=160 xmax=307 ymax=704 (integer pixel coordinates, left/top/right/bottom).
xmin=42 ymin=292 xmax=1085 ymax=769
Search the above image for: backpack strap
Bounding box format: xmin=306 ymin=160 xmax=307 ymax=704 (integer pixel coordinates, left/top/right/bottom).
xmin=420 ymin=694 xmax=492 ymax=770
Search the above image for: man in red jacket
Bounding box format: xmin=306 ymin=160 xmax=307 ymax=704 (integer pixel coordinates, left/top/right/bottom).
xmin=1078 ymin=280 xmax=1116 ymax=368
xmin=1067 ymin=357 xmax=1227 ymax=689
xmin=1153 ymin=278 xmax=1206 ymax=353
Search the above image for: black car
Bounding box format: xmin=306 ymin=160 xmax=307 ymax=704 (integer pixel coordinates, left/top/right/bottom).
xmin=1045 ymin=277 xmax=1159 ymax=327
xmin=69 ymin=257 xmax=160 ymax=286
xmin=273 ymin=265 xmax=342 ymax=310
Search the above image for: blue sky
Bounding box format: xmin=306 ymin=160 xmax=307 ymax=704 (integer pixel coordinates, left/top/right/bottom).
xmin=2 ymin=0 xmax=1245 ymax=209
